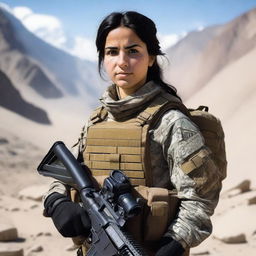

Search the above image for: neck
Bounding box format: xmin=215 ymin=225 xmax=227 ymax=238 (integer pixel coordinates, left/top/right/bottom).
xmin=116 ymin=87 xmax=136 ymax=99
xmin=117 ymin=81 xmax=147 ymax=99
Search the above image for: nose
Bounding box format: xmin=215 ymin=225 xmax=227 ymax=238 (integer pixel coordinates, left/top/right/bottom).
xmin=117 ymin=51 xmax=128 ymax=68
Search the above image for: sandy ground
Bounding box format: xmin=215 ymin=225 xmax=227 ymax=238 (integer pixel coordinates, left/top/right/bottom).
xmin=0 ymin=127 xmax=75 ymax=256
xmin=1 ymin=116 xmax=256 ymax=256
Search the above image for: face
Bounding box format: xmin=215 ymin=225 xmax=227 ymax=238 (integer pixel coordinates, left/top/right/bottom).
xmin=103 ymin=26 xmax=155 ymax=98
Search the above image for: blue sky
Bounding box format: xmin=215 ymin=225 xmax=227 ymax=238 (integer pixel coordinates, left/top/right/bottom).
xmin=1 ymin=0 xmax=256 ymax=60
xmin=3 ymin=0 xmax=256 ymax=36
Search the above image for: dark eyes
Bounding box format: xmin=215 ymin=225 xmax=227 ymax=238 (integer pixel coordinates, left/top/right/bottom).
xmin=105 ymin=48 xmax=139 ymax=56
xmin=128 ymin=48 xmax=138 ymax=54
xmin=105 ymin=49 xmax=118 ymax=56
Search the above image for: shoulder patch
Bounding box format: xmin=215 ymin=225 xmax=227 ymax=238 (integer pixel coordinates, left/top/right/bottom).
xmin=179 ymin=128 xmax=197 ymax=141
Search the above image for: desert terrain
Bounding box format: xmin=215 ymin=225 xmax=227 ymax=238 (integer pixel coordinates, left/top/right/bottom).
xmin=1 ymin=6 xmax=256 ymax=256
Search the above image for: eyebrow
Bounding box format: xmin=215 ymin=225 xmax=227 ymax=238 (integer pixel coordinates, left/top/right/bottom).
xmin=105 ymin=44 xmax=141 ymax=50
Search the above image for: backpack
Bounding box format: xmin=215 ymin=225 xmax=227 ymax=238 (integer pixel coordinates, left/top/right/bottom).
xmin=186 ymin=105 xmax=227 ymax=180
xmin=148 ymin=100 xmax=227 ymax=181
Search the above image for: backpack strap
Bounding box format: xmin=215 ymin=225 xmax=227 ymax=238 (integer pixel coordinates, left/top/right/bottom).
xmin=89 ymin=106 xmax=108 ymax=125
xmin=136 ymin=94 xmax=189 ymax=127
xmin=194 ymin=105 xmax=209 ymax=112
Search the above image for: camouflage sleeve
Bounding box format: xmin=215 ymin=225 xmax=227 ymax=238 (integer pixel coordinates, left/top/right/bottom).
xmin=161 ymin=110 xmax=222 ymax=248
xmin=42 ymin=181 xmax=69 ymax=203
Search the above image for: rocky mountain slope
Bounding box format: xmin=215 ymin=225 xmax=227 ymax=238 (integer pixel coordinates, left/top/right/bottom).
xmin=163 ymin=24 xmax=223 ymax=99
xmin=0 ymin=6 xmax=104 ymax=108
xmin=0 ymin=5 xmax=104 ymax=146
xmin=0 ymin=70 xmax=50 ymax=124
xmin=164 ymin=8 xmax=256 ymax=100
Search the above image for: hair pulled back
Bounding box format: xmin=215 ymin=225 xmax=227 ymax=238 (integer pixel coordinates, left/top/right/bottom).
xmin=96 ymin=11 xmax=178 ymax=96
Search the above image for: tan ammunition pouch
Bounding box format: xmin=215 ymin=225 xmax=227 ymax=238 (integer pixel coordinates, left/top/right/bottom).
xmin=134 ymin=187 xmax=189 ymax=256
xmin=127 ymin=185 xmax=180 ymax=243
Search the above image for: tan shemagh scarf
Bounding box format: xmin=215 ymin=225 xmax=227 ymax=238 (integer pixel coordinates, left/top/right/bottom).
xmin=99 ymin=81 xmax=163 ymax=121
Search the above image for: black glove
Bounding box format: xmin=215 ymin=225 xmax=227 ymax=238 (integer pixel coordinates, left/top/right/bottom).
xmin=44 ymin=192 xmax=91 ymax=237
xmin=155 ymin=236 xmax=185 ymax=256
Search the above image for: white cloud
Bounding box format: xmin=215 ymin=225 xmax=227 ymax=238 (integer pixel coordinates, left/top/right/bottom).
xmin=12 ymin=6 xmax=32 ymax=19
xmin=197 ymin=25 xmax=205 ymax=31
xmin=10 ymin=6 xmax=96 ymax=61
xmin=158 ymin=34 xmax=179 ymax=50
xmin=181 ymin=31 xmax=188 ymax=38
xmin=13 ymin=6 xmax=67 ymax=49
xmin=69 ymin=36 xmax=97 ymax=61
xmin=158 ymin=33 xmax=186 ymax=50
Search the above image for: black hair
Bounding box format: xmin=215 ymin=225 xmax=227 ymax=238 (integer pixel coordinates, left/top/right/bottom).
xmin=95 ymin=11 xmax=179 ymax=97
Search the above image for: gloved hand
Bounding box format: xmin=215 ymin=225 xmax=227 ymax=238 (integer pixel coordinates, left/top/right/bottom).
xmin=44 ymin=192 xmax=91 ymax=237
xmin=155 ymin=236 xmax=185 ymax=256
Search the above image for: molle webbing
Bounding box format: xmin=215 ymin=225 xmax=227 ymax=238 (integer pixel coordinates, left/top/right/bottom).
xmin=84 ymin=120 xmax=146 ymax=186
xmin=83 ymin=93 xmax=182 ymax=187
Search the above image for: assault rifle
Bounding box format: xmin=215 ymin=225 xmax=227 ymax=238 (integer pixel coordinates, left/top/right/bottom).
xmin=37 ymin=141 xmax=148 ymax=256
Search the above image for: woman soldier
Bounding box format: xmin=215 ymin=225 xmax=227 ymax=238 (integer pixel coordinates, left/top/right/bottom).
xmin=43 ymin=11 xmax=223 ymax=256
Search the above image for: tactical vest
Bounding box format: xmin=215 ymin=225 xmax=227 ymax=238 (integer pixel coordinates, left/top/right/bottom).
xmin=79 ymin=92 xmax=191 ymax=255
xmin=76 ymin=91 xmax=226 ymax=256
xmin=83 ymin=93 xmax=182 ymax=187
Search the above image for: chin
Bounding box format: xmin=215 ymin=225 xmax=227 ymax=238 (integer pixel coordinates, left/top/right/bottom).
xmin=116 ymin=81 xmax=131 ymax=88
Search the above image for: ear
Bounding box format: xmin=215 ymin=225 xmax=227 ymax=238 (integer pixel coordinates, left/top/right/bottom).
xmin=148 ymin=55 xmax=156 ymax=67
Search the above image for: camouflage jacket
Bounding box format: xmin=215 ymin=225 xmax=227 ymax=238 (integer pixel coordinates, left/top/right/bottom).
xmin=44 ymin=81 xmax=222 ymax=249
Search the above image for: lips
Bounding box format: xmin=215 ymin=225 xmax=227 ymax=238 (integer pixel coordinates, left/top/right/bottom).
xmin=116 ymin=72 xmax=132 ymax=75
xmin=116 ymin=72 xmax=132 ymax=78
